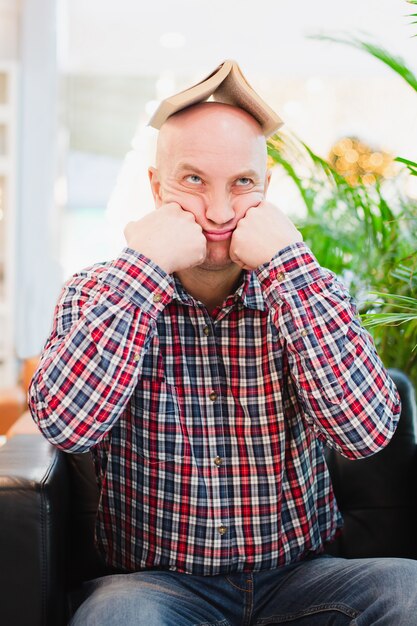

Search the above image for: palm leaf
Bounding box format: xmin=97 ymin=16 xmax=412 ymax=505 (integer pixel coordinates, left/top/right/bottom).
xmin=363 ymin=313 xmax=417 ymax=327
xmin=366 ymin=291 xmax=417 ymax=307
xmin=395 ymin=156 xmax=417 ymax=176
xmin=407 ymin=0 xmax=417 ymax=35
xmin=310 ymin=33 xmax=417 ymax=92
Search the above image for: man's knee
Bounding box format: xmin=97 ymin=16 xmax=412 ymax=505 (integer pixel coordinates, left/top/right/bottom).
xmin=69 ymin=574 xmax=172 ymax=626
xmin=71 ymin=592 xmax=189 ymax=626
xmin=70 ymin=590 xmax=133 ymax=625
xmin=358 ymin=558 xmax=417 ymax=623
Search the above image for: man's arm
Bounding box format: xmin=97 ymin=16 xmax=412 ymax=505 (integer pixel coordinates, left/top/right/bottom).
xmin=255 ymin=241 xmax=401 ymax=459
xmin=29 ymin=248 xmax=175 ymax=453
xmin=29 ymin=203 xmax=206 ymax=453
xmin=231 ymin=201 xmax=401 ymax=459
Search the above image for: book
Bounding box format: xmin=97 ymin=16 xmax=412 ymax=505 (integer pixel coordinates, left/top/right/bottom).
xmin=148 ymin=60 xmax=284 ymax=137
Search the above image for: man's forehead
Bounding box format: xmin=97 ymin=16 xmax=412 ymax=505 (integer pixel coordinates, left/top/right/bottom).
xmin=153 ymin=102 xmax=268 ymax=172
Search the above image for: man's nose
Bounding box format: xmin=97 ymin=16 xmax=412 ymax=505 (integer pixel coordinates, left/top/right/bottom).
xmin=205 ymin=194 xmax=235 ymax=225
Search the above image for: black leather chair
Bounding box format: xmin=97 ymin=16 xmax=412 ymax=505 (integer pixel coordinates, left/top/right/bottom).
xmin=0 ymin=369 xmax=416 ymax=626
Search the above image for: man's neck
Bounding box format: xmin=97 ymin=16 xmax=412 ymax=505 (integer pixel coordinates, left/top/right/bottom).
xmin=175 ymin=264 xmax=244 ymax=315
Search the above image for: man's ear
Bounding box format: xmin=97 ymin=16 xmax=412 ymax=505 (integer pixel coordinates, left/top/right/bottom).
xmin=148 ymin=167 xmax=163 ymax=207
xmin=264 ymin=169 xmax=272 ymax=196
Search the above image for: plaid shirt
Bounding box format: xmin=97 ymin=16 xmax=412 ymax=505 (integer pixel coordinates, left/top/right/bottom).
xmin=29 ymin=242 xmax=401 ymax=576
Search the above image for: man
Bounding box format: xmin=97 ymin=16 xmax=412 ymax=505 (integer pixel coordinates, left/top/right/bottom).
xmin=30 ymin=71 xmax=417 ymax=625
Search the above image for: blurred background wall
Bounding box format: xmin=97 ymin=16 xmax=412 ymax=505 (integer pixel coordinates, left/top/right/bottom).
xmin=0 ymin=0 xmax=416 ymax=388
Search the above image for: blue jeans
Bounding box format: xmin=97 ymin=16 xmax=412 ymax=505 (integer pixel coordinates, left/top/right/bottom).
xmin=69 ymin=554 xmax=417 ymax=625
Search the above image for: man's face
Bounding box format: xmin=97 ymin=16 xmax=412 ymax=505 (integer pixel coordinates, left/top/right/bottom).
xmin=149 ymin=103 xmax=271 ymax=271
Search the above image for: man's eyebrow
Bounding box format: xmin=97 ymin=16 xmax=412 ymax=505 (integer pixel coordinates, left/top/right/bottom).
xmin=234 ymin=169 xmax=260 ymax=180
xmin=174 ymin=163 xmax=261 ymax=180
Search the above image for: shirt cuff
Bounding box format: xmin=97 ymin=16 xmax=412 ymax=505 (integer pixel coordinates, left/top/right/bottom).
xmin=101 ymin=247 xmax=175 ymax=317
xmin=255 ymin=242 xmax=332 ymax=301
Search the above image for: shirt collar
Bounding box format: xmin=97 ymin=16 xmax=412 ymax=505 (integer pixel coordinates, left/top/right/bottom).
xmin=172 ymin=270 xmax=266 ymax=312
xmin=172 ymin=276 xmax=194 ymax=305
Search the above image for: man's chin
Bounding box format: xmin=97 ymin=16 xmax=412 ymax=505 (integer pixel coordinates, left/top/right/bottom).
xmin=196 ymin=242 xmax=234 ymax=270
xmin=197 ymin=258 xmax=236 ymax=271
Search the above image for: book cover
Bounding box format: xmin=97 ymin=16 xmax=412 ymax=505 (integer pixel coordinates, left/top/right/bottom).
xmin=148 ymin=60 xmax=283 ymax=137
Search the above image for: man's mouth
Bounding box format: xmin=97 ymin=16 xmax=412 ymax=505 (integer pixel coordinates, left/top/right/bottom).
xmin=203 ymin=229 xmax=234 ymax=242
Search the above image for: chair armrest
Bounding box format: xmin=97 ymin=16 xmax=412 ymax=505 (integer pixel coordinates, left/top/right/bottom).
xmin=0 ymin=434 xmax=70 ymax=626
xmin=325 ymin=369 xmax=417 ymax=559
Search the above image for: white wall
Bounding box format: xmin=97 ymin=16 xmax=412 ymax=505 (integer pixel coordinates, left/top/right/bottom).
xmin=15 ymin=0 xmax=62 ymax=358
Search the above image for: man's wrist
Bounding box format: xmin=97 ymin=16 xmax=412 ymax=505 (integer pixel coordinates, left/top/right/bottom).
xmin=124 ymin=244 xmax=173 ymax=275
xmin=255 ymin=242 xmax=329 ymax=294
xmin=102 ymin=247 xmax=175 ymax=315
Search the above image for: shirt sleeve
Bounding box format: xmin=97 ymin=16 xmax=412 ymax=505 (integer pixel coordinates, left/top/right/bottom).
xmin=28 ymin=247 xmax=175 ymax=453
xmin=255 ymin=241 xmax=402 ymax=460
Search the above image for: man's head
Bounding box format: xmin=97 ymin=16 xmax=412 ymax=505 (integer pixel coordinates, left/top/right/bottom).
xmin=148 ymin=102 xmax=271 ymax=271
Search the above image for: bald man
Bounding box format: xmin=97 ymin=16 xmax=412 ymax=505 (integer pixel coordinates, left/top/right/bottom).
xmin=30 ymin=102 xmax=417 ymax=625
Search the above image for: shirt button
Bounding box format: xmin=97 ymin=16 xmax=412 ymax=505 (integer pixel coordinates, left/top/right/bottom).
xmin=209 ymin=391 xmax=218 ymax=402
xmin=133 ymin=353 xmax=140 ymax=362
xmin=218 ymin=525 xmax=228 ymax=535
xmin=276 ymin=271 xmax=285 ymax=282
xmin=214 ymin=456 xmax=223 ymax=467
xmin=300 ymin=328 xmax=308 ymax=337
xmin=153 ymin=293 xmax=162 ymax=303
xmin=203 ymin=326 xmax=211 ymax=336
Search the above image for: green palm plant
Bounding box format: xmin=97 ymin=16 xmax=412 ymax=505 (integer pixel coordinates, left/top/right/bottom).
xmin=267 ymin=132 xmax=417 ymax=383
xmin=267 ymin=0 xmax=417 ymax=383
xmin=267 ymin=133 xmax=413 ymax=286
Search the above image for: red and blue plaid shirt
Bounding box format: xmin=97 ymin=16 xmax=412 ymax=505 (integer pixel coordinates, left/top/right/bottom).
xmin=29 ymin=242 xmax=401 ymax=576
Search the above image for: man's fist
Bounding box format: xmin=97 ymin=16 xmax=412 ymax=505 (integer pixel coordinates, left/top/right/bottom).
xmin=230 ymin=201 xmax=303 ymax=270
xmin=124 ymin=203 xmax=207 ymax=274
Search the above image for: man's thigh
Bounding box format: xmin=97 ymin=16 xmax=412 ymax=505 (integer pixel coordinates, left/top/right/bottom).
xmin=252 ymin=554 xmax=417 ymax=625
xmin=69 ymin=556 xmax=417 ymax=626
xmin=69 ymin=570 xmax=235 ymax=626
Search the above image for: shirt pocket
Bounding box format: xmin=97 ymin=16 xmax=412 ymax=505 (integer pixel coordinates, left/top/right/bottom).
xmin=128 ymin=378 xmax=184 ymax=464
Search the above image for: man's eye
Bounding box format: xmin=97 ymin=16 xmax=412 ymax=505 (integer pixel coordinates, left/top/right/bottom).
xmin=235 ymin=177 xmax=252 ymax=186
xmin=185 ymin=174 xmax=202 ymax=184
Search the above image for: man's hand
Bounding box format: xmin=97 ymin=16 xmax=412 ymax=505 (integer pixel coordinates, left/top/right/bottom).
xmin=229 ymin=201 xmax=303 ymax=270
xmin=124 ymin=203 xmax=207 ymax=274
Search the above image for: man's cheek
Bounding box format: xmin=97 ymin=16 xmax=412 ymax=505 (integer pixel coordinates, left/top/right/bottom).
xmin=233 ymin=193 xmax=263 ymax=220
xmin=177 ymin=195 xmax=206 ymax=222
xmin=161 ymin=187 xmax=205 ymax=219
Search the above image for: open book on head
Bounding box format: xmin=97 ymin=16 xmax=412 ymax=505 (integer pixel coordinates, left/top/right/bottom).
xmin=148 ymin=60 xmax=284 ymax=138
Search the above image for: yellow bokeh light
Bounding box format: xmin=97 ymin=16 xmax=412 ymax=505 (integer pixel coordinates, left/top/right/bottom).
xmin=328 ymin=136 xmax=393 ymax=186
xmin=369 ymin=152 xmax=384 ymax=167
xmin=345 ymin=149 xmax=359 ymax=164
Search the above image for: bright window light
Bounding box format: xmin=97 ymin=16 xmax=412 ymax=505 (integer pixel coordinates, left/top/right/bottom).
xmin=159 ymin=32 xmax=186 ymax=48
